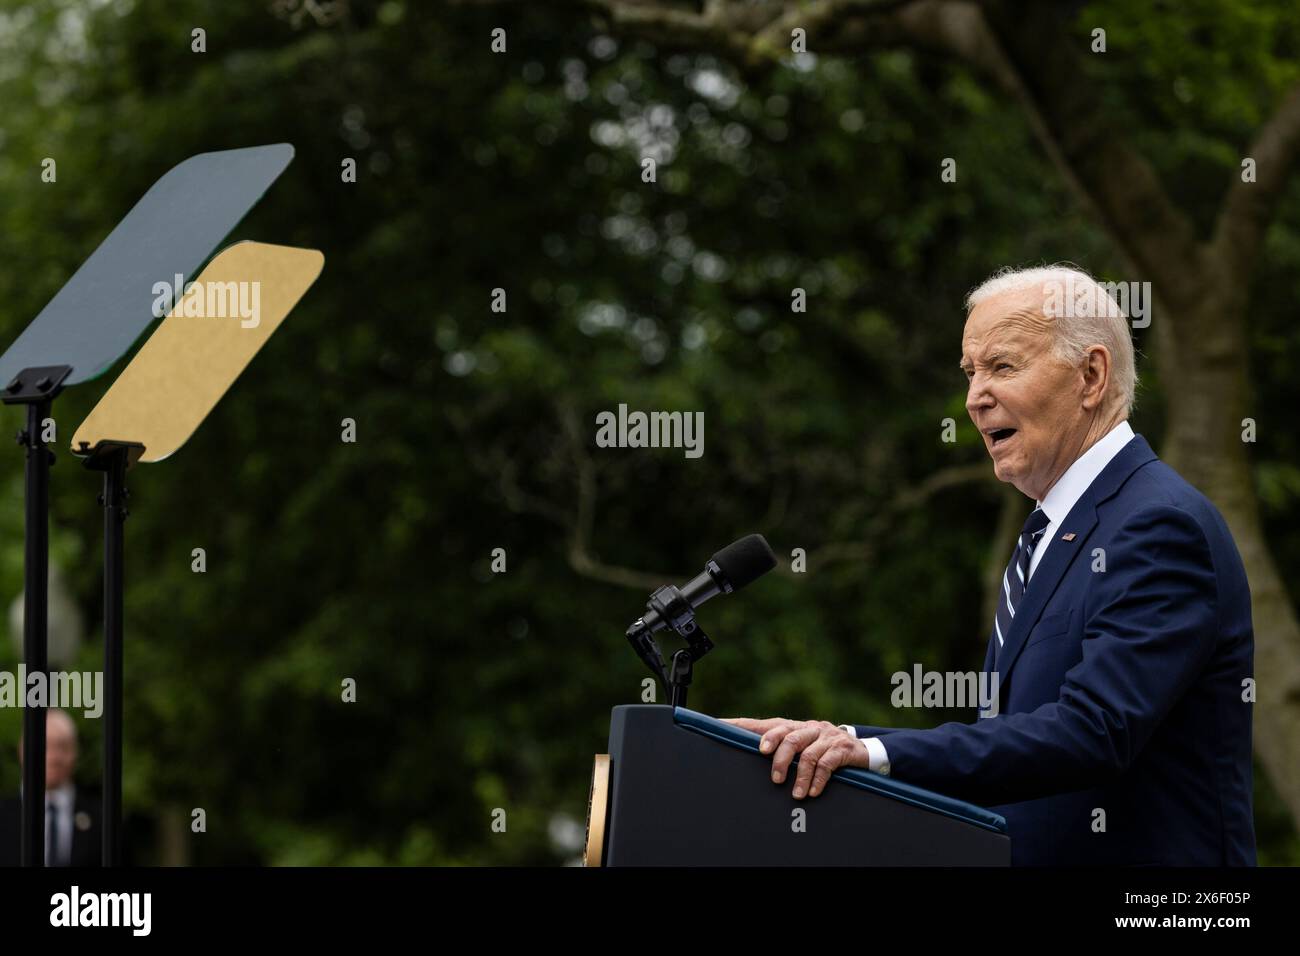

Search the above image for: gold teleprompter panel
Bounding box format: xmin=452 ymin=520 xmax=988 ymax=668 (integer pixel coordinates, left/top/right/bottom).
xmin=72 ymin=241 xmax=323 ymax=463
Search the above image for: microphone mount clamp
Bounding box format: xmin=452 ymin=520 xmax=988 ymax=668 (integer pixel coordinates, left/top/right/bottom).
xmin=626 ymin=584 xmax=716 ymax=709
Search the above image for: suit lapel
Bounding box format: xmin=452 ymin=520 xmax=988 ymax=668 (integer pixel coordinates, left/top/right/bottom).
xmin=993 ymin=434 xmax=1157 ymax=691
xmin=994 ymin=502 xmax=1096 ymax=690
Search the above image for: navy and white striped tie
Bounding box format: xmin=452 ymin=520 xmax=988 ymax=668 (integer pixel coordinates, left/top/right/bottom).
xmin=993 ymin=506 xmax=1051 ymax=666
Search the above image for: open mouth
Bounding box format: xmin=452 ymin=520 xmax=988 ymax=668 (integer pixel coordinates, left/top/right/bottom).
xmin=987 ymin=427 xmax=1018 ymax=447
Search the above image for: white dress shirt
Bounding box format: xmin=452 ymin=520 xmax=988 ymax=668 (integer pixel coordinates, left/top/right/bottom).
xmin=851 ymin=420 xmax=1136 ymax=775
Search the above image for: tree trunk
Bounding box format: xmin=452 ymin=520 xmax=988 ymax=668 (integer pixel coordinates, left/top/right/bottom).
xmin=1159 ymin=296 xmax=1300 ymax=828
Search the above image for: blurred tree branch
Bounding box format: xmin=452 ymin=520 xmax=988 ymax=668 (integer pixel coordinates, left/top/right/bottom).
xmin=455 ymin=402 xmax=993 ymax=587
xmin=1212 ymin=83 xmax=1300 ymax=280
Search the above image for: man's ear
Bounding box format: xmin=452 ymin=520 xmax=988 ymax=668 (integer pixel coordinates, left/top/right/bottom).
xmin=1081 ymin=345 xmax=1111 ymax=410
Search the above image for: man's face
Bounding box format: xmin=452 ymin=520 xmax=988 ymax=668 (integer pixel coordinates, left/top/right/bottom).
xmin=961 ymin=287 xmax=1090 ymax=501
xmin=44 ymin=714 xmax=77 ymax=790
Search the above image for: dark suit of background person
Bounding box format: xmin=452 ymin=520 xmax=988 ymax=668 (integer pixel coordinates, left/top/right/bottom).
xmin=0 ymin=787 xmax=101 ymax=867
xmin=852 ymin=431 xmax=1255 ymax=866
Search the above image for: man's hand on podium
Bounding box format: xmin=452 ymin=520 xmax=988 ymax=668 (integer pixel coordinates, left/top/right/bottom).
xmin=719 ymin=718 xmax=871 ymax=799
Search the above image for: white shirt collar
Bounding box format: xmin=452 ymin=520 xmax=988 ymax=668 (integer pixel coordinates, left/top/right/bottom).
xmin=1038 ymin=420 xmax=1135 ymax=525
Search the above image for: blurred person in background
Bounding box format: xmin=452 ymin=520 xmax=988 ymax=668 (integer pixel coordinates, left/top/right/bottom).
xmin=0 ymin=708 xmax=101 ymax=866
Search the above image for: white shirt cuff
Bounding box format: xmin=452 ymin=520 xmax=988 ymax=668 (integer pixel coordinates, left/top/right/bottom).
xmin=839 ymin=724 xmax=891 ymax=775
xmin=862 ymin=736 xmax=891 ymax=775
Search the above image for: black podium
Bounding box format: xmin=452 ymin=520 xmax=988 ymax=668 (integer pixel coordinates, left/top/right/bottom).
xmin=586 ymin=705 xmax=1009 ymax=866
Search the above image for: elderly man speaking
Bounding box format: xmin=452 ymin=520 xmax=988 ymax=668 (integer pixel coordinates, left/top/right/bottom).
xmin=725 ymin=265 xmax=1256 ymax=866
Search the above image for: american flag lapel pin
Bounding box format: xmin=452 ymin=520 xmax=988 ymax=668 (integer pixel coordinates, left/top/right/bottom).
xmin=1061 ymin=532 xmax=1077 ymax=541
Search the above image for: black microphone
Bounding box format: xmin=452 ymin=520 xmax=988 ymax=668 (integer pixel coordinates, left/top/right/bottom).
xmin=636 ymin=534 xmax=778 ymax=636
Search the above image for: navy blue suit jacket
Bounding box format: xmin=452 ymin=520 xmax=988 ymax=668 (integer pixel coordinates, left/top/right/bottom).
xmin=854 ymin=434 xmax=1255 ymax=865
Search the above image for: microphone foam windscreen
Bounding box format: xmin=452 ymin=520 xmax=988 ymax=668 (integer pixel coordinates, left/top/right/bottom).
xmin=712 ymin=534 xmax=777 ymax=590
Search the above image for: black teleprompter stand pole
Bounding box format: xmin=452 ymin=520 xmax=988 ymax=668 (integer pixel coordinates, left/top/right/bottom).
xmin=626 ymin=584 xmax=716 ymax=709
xmin=78 ymin=439 xmax=143 ymax=868
xmin=3 ymin=364 xmax=71 ymax=867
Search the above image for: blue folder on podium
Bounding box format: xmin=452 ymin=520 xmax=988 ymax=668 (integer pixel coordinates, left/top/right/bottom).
xmin=590 ymin=705 xmax=1009 ymax=866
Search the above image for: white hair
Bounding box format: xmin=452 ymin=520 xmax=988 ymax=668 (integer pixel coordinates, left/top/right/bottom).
xmin=965 ymin=264 xmax=1137 ymax=416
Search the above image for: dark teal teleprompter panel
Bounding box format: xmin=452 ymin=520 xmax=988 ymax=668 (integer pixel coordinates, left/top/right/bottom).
xmin=0 ymin=144 xmax=294 ymax=387
xmin=674 ymin=706 xmax=1008 ymax=834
